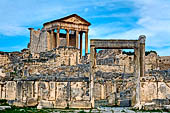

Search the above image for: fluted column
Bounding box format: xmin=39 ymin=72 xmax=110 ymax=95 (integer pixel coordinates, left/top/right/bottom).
xmin=80 ymin=32 xmax=83 ymax=58
xmin=76 ymin=30 xmax=79 ymax=48
xmin=85 ymin=31 xmax=88 ymax=55
xmin=56 ymin=28 xmax=60 ymax=48
xmin=66 ymin=29 xmax=69 ymax=47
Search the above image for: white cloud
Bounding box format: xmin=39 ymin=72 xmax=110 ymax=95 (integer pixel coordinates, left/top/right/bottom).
xmin=88 ymin=0 xmax=170 ymax=56
xmin=0 ymin=25 xmax=29 ymax=36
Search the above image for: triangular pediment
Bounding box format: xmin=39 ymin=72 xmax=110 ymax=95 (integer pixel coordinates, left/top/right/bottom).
xmin=61 ymin=16 xmax=88 ymax=25
xmin=44 ymin=14 xmax=91 ymax=26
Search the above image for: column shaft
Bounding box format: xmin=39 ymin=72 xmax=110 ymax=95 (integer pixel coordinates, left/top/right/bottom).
xmin=66 ymin=29 xmax=69 ymax=47
xmin=85 ymin=31 xmax=88 ymax=55
xmin=134 ymin=47 xmax=140 ymax=107
xmin=28 ymin=28 xmax=34 ymax=52
xmin=76 ymin=30 xmax=79 ymax=48
xmin=139 ymin=35 xmax=146 ymax=77
xmin=90 ymin=45 xmax=95 ymax=108
xmin=50 ymin=29 xmax=55 ymax=49
xmin=80 ymin=32 xmax=83 ymax=58
xmin=56 ymin=28 xmax=60 ymax=48
xmin=47 ymin=31 xmax=51 ymax=51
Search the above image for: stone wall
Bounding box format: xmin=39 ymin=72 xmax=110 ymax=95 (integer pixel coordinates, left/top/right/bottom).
xmin=0 ymin=77 xmax=91 ymax=108
xmin=0 ymin=52 xmax=10 ymax=67
xmin=140 ymin=76 xmax=170 ymax=109
xmin=30 ymin=29 xmax=47 ymax=53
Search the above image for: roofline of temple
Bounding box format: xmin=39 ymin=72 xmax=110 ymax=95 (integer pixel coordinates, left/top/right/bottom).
xmin=43 ymin=14 xmax=91 ymax=26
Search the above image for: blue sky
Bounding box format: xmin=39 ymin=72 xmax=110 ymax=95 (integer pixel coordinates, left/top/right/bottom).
xmin=0 ymin=0 xmax=170 ymax=56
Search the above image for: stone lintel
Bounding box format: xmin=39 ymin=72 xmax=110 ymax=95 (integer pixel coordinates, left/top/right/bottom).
xmin=90 ymin=39 xmax=139 ymax=49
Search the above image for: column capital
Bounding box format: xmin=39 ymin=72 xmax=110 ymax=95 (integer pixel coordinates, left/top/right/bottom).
xmin=65 ymin=29 xmax=70 ymax=32
xmin=50 ymin=29 xmax=54 ymax=32
xmin=139 ymin=35 xmax=146 ymax=44
xmin=28 ymin=28 xmax=34 ymax=31
xmin=56 ymin=28 xmax=60 ymax=33
xmin=79 ymin=31 xmax=83 ymax=35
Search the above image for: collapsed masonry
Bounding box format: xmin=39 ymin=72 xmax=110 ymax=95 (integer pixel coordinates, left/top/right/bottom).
xmin=0 ymin=14 xmax=170 ymax=110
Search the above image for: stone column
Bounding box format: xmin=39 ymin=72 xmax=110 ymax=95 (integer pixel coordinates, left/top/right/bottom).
xmin=56 ymin=28 xmax=60 ymax=48
xmin=66 ymin=29 xmax=69 ymax=47
xmin=134 ymin=46 xmax=141 ymax=108
xmin=139 ymin=35 xmax=146 ymax=77
xmin=85 ymin=31 xmax=88 ymax=55
xmin=80 ymin=32 xmax=83 ymax=58
xmin=90 ymin=45 xmax=95 ymax=108
xmin=101 ymin=84 xmax=105 ymax=99
xmin=50 ymin=29 xmax=55 ymax=49
xmin=28 ymin=28 xmax=34 ymax=51
xmin=47 ymin=31 xmax=51 ymax=51
xmin=76 ymin=30 xmax=79 ymax=48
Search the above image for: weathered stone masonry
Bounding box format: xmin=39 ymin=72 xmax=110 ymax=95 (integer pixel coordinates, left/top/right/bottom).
xmin=0 ymin=14 xmax=170 ymax=109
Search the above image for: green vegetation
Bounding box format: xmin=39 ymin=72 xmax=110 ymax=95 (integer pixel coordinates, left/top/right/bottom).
xmin=122 ymin=50 xmax=157 ymax=56
xmin=0 ymin=99 xmax=9 ymax=106
xmin=131 ymin=108 xmax=169 ymax=112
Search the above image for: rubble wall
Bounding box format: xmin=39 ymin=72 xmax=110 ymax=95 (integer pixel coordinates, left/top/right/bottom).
xmin=0 ymin=79 xmax=91 ymax=108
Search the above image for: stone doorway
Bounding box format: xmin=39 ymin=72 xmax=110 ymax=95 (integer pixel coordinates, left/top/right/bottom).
xmin=89 ymin=35 xmax=146 ymax=108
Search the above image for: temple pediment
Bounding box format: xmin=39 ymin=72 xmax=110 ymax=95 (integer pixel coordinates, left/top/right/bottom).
xmin=44 ymin=14 xmax=91 ymax=26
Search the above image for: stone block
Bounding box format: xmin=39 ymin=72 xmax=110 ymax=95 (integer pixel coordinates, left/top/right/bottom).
xmin=37 ymin=100 xmax=54 ymax=108
xmin=69 ymin=101 xmax=91 ymax=108
xmin=119 ymin=99 xmax=131 ymax=107
xmin=49 ymin=82 xmax=56 ymax=100
xmin=13 ymin=101 xmax=25 ymax=107
xmin=27 ymin=98 xmax=38 ymax=106
xmin=53 ymin=100 xmax=67 ymax=108
xmin=6 ymin=81 xmax=16 ymax=100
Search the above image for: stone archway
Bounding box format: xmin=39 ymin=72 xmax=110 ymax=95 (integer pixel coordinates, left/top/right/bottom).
xmin=90 ymin=35 xmax=146 ymax=108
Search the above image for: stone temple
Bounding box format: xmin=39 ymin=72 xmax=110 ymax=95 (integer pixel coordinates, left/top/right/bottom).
xmin=28 ymin=14 xmax=90 ymax=57
xmin=0 ymin=14 xmax=170 ymax=110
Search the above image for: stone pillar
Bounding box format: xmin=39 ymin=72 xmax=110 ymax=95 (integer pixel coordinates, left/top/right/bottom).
xmin=85 ymin=31 xmax=88 ymax=55
xmin=50 ymin=29 xmax=55 ymax=49
xmin=90 ymin=45 xmax=95 ymax=108
xmin=47 ymin=31 xmax=51 ymax=51
xmin=139 ymin=35 xmax=146 ymax=77
xmin=56 ymin=28 xmax=60 ymax=48
xmin=76 ymin=30 xmax=79 ymax=48
xmin=134 ymin=46 xmax=141 ymax=108
xmin=28 ymin=28 xmax=34 ymax=51
xmin=80 ymin=32 xmax=83 ymax=58
xmin=101 ymin=84 xmax=105 ymax=99
xmin=66 ymin=29 xmax=69 ymax=47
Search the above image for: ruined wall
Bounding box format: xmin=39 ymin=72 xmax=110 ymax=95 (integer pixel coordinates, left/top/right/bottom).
xmin=145 ymin=52 xmax=158 ymax=71
xmin=93 ymin=69 xmax=136 ymax=107
xmin=158 ymin=56 xmax=170 ymax=70
xmin=0 ymin=48 xmax=80 ymax=77
xmin=96 ymin=50 xmax=134 ymax=73
xmin=0 ymin=78 xmax=91 ymax=108
xmin=140 ymin=77 xmax=170 ymax=108
xmin=30 ymin=29 xmax=47 ymax=53
xmin=0 ymin=52 xmax=10 ymax=67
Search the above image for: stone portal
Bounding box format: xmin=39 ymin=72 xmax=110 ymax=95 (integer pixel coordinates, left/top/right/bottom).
xmin=90 ymin=35 xmax=146 ymax=108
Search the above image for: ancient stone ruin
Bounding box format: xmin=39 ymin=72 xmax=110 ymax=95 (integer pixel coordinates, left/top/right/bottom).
xmin=0 ymin=14 xmax=170 ymax=110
